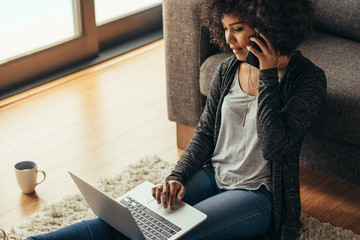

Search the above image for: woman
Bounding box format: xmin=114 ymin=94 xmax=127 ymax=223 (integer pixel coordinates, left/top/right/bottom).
xmin=27 ymin=0 xmax=326 ymax=239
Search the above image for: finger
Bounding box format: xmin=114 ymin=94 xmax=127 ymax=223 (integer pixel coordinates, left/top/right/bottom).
xmin=151 ymin=187 xmax=156 ymax=199
xmin=162 ymin=182 xmax=170 ymax=208
xmin=246 ymin=45 xmax=262 ymax=58
xmin=257 ymin=33 xmax=276 ymax=54
xmin=169 ymin=182 xmax=177 ymax=210
xmin=155 ymin=185 xmax=163 ymax=204
xmin=249 ymin=37 xmax=268 ymax=54
xmin=177 ymin=185 xmax=186 ymax=201
xmin=258 ymin=32 xmax=271 ymax=46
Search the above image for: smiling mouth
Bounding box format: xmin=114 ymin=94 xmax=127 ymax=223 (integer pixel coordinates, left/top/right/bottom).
xmin=232 ymin=48 xmax=242 ymax=53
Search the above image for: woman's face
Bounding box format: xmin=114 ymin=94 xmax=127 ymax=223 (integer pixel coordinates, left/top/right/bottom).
xmin=222 ymin=14 xmax=256 ymax=61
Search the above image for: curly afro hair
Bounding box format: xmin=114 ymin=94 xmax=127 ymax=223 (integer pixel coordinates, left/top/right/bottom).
xmin=197 ymin=0 xmax=315 ymax=56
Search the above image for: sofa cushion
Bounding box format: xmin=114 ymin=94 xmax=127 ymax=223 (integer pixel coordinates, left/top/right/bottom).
xmin=199 ymin=52 xmax=232 ymax=96
xmin=298 ymin=30 xmax=360 ymax=147
xmin=200 ymin=30 xmax=360 ymax=147
xmin=310 ymin=0 xmax=360 ymax=41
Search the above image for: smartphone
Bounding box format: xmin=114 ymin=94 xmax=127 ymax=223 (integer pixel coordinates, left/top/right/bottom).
xmin=245 ymin=35 xmax=265 ymax=69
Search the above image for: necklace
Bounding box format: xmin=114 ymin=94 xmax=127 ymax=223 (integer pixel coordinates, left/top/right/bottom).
xmin=249 ymin=67 xmax=259 ymax=89
xmin=242 ymin=65 xmax=252 ymax=127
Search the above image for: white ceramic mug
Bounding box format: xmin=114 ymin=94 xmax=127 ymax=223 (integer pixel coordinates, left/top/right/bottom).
xmin=14 ymin=161 xmax=46 ymax=194
xmin=0 ymin=228 xmax=8 ymax=240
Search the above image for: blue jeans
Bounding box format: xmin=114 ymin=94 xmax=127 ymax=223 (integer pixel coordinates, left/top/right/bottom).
xmin=27 ymin=165 xmax=272 ymax=240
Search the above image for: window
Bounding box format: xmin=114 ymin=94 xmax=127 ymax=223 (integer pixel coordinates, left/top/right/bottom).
xmin=95 ymin=0 xmax=162 ymax=49
xmin=95 ymin=0 xmax=162 ymax=26
xmin=0 ymin=0 xmax=162 ymax=98
xmin=0 ymin=0 xmax=80 ymax=64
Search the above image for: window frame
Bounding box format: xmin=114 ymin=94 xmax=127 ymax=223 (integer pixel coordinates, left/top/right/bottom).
xmin=0 ymin=0 xmax=98 ymax=94
xmin=0 ymin=0 xmax=163 ymax=97
xmin=98 ymin=4 xmax=162 ymax=49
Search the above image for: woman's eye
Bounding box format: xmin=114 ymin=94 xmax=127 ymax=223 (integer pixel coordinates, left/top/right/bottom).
xmin=234 ymin=28 xmax=243 ymax=32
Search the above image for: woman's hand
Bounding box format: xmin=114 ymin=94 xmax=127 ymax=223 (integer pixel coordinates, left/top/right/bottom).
xmin=247 ymin=32 xmax=280 ymax=70
xmin=151 ymin=180 xmax=186 ymax=210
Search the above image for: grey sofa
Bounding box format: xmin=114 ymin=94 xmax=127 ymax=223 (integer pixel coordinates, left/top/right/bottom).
xmin=163 ymin=0 xmax=360 ymax=185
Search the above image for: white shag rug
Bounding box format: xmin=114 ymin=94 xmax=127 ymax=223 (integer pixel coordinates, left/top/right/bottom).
xmin=6 ymin=156 xmax=360 ymax=240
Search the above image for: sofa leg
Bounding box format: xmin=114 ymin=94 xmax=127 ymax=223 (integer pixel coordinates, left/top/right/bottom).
xmin=176 ymin=123 xmax=195 ymax=150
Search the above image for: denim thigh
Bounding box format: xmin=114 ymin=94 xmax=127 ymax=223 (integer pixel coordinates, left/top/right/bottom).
xmin=181 ymin=164 xmax=222 ymax=205
xmin=26 ymin=218 xmax=127 ymax=240
xmin=181 ymin=165 xmax=272 ymax=240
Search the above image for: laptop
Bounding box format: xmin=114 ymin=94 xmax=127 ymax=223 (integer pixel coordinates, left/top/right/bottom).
xmin=69 ymin=172 xmax=207 ymax=240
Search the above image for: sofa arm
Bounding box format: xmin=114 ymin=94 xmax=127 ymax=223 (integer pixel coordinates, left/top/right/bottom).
xmin=163 ymin=0 xmax=218 ymax=128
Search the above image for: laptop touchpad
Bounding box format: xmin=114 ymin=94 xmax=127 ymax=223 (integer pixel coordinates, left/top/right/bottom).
xmin=147 ymin=198 xmax=185 ymax=214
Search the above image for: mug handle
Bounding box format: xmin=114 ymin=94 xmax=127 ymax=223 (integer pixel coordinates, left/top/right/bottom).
xmin=36 ymin=170 xmax=46 ymax=185
xmin=0 ymin=228 xmax=8 ymax=240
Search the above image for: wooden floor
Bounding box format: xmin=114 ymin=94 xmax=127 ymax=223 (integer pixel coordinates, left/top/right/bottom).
xmin=0 ymin=40 xmax=359 ymax=236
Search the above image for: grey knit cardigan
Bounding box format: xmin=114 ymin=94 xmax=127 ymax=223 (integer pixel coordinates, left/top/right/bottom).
xmin=166 ymin=50 xmax=327 ymax=240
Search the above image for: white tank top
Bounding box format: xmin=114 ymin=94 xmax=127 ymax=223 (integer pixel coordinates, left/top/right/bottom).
xmin=211 ymin=67 xmax=271 ymax=191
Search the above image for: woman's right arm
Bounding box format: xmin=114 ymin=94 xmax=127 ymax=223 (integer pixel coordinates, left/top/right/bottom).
xmin=152 ymin=61 xmax=227 ymax=208
xmin=166 ymin=61 xmax=225 ymax=184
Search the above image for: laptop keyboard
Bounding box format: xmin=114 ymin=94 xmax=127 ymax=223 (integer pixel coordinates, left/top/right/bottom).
xmin=120 ymin=196 xmax=182 ymax=240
